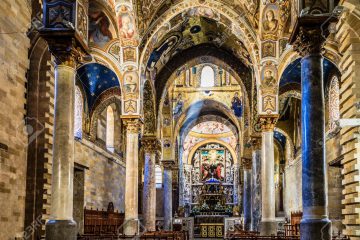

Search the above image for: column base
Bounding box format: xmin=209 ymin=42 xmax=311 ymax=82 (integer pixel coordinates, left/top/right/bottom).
xmin=260 ymin=221 xmax=277 ymax=236
xmin=123 ymin=219 xmax=139 ymax=236
xmin=300 ymin=218 xmax=331 ymax=240
xmin=45 ymin=220 xmax=77 ymax=240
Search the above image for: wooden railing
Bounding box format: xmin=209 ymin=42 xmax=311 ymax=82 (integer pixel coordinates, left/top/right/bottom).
xmin=77 ymin=231 xmax=189 ymax=240
xmin=83 ymin=202 xmax=125 ymax=235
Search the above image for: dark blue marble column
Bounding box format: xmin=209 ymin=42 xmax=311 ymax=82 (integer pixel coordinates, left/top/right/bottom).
xmin=243 ymin=159 xmax=252 ymax=231
xmin=300 ymin=53 xmax=331 ymax=240
xmin=251 ymin=142 xmax=262 ymax=232
xmin=292 ymin=25 xmax=332 ymax=240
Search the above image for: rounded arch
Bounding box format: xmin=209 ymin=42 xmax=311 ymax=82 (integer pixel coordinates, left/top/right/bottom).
xmin=74 ymin=85 xmax=84 ymax=139
xmin=200 ymin=65 xmax=215 ymax=87
xmin=173 ymin=99 xmax=241 ymax=142
xmin=179 ymin=115 xmax=239 ymax=146
xmin=90 ymin=95 xmax=122 ymax=140
xmin=106 ymin=105 xmax=115 ymax=152
xmin=158 ymin=55 xmax=251 ymax=123
xmin=274 ymin=127 xmax=295 ymax=166
xmin=139 ymin=2 xmax=260 ymax=71
xmin=187 ymin=139 xmax=237 ymax=166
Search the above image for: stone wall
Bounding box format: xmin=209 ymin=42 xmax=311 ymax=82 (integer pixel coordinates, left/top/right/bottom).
xmin=75 ymin=139 xmax=126 ymax=213
xmin=0 ymin=0 xmax=31 ymax=239
xmin=336 ymin=1 xmax=360 ymax=238
xmin=283 ymin=155 xmax=302 ymax=219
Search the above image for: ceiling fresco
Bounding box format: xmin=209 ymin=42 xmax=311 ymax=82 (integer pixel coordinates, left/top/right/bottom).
xmin=146 ymin=13 xmax=252 ymax=74
xmin=76 ymin=63 xmax=121 ymax=112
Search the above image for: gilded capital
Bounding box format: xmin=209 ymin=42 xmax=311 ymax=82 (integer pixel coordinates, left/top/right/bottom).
xmin=141 ymin=136 xmax=161 ymax=153
xmin=122 ymin=117 xmax=143 ymax=134
xmin=258 ymin=115 xmax=279 ymax=132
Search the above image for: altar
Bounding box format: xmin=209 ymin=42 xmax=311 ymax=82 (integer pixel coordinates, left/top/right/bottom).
xmin=182 ymin=143 xmax=240 ymax=238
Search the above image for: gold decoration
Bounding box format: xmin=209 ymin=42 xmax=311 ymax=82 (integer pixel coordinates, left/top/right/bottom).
xmin=258 ymin=115 xmax=279 ymax=132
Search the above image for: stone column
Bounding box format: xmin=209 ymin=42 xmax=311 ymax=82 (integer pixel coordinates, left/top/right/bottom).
xmin=163 ymin=160 xmax=175 ymax=230
xmin=142 ymin=137 xmax=160 ymax=232
xmin=123 ymin=118 xmax=142 ymax=235
xmin=46 ymin=52 xmax=78 ymax=240
xmin=242 ymin=158 xmax=252 ymax=231
xmin=259 ymin=116 xmax=278 ymax=235
xmin=291 ymin=23 xmax=332 ymax=240
xmin=251 ymin=137 xmax=262 ymax=232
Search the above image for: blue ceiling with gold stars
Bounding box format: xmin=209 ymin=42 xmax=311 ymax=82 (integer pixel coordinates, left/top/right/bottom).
xmin=279 ymin=58 xmax=338 ymax=88
xmin=274 ymin=130 xmax=286 ymax=150
xmin=77 ymin=63 xmax=120 ymax=111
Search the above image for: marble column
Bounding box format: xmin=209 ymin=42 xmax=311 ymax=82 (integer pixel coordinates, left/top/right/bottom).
xmin=259 ymin=116 xmax=278 ymax=236
xmin=123 ymin=118 xmax=141 ymax=235
xmin=46 ymin=56 xmax=77 ymax=240
xmin=292 ymin=24 xmax=331 ymax=240
xmin=242 ymin=158 xmax=252 ymax=231
xmin=163 ymin=160 xmax=175 ymax=230
xmin=142 ymin=137 xmax=160 ymax=232
xmin=251 ymin=138 xmax=262 ymax=232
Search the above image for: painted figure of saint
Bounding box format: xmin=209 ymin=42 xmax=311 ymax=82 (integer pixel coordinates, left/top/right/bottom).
xmin=118 ymin=11 xmax=136 ymax=39
xmin=89 ymin=10 xmax=113 ymax=47
xmin=264 ymin=70 xmax=276 ymax=87
xmin=263 ymin=9 xmax=278 ymax=32
xmin=231 ymin=92 xmax=243 ymax=118
xmin=173 ymin=93 xmax=184 ymax=118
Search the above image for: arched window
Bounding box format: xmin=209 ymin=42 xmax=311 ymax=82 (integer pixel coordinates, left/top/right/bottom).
xmin=328 ymin=76 xmax=340 ymax=132
xmin=74 ymin=86 xmax=83 ymax=139
xmin=106 ymin=106 xmax=115 ymax=152
xmin=200 ymin=66 xmax=215 ymax=87
xmin=155 ymin=165 xmax=162 ymax=188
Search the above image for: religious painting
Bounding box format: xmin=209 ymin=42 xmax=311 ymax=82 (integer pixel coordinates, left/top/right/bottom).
xmin=262 ymin=41 xmax=276 ymax=58
xmin=261 ymin=67 xmax=278 ymax=89
xmin=262 ymin=5 xmax=279 ymax=39
xmin=147 ymin=33 xmax=182 ymax=70
xmin=88 ymin=3 xmax=114 ymax=48
xmin=123 ymin=71 xmax=138 ymax=97
xmin=201 ymin=149 xmax=225 ymax=181
xmin=117 ymin=5 xmax=137 ymax=45
xmin=173 ymin=93 xmax=184 ymax=118
xmin=187 ymin=7 xmax=219 ymax=20
xmin=231 ymin=92 xmax=243 ymax=118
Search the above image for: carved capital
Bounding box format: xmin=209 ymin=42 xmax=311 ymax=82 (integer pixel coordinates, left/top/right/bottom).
xmin=292 ymin=26 xmax=325 ymax=57
xmin=141 ymin=136 xmax=161 ymax=153
xmin=122 ymin=117 xmax=143 ymax=135
xmin=162 ymin=160 xmax=176 ymax=170
xmin=290 ymin=15 xmax=339 ymax=57
xmin=258 ymin=115 xmax=279 ymax=132
xmin=242 ymin=158 xmax=252 ymax=170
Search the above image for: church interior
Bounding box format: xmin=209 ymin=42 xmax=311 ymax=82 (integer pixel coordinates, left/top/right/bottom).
xmin=1 ymin=0 xmax=360 ymax=239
